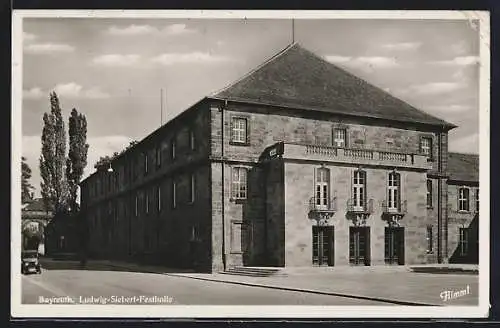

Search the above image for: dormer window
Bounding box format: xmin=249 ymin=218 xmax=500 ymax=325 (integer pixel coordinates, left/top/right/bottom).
xmin=420 ymin=136 xmax=433 ymax=159
xmin=333 ymin=128 xmax=347 ymax=148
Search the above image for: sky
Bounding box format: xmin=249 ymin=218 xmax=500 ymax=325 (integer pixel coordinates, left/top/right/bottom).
xmin=21 ymin=17 xmax=481 ymax=198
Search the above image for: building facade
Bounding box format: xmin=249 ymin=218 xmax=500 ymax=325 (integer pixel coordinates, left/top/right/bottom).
xmin=80 ymin=44 xmax=479 ymax=272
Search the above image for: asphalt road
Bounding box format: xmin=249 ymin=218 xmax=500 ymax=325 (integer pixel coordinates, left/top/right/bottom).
xmin=22 ymin=266 xmax=389 ymax=306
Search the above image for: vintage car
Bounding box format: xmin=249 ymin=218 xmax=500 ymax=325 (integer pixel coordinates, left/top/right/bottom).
xmin=21 ymin=250 xmax=41 ymax=274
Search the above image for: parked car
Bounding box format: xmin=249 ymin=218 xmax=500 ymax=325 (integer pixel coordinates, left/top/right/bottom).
xmin=21 ymin=250 xmax=41 ymax=274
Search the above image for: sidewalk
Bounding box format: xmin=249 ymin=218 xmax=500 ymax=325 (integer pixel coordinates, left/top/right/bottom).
xmin=81 ymin=259 xmax=479 ymax=306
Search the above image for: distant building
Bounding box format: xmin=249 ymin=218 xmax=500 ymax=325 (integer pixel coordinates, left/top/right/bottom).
xmin=80 ymin=43 xmax=479 ymax=272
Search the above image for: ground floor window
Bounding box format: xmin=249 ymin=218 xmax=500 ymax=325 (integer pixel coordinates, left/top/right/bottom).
xmin=349 ymin=226 xmax=370 ymax=266
xmin=312 ymin=226 xmax=334 ymax=266
xmin=384 ymin=227 xmax=405 ymax=265
xmin=459 ymin=227 xmax=469 ymax=256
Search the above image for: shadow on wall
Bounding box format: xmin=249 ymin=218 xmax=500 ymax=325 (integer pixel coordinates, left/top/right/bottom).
xmin=449 ymin=213 xmax=479 ymax=264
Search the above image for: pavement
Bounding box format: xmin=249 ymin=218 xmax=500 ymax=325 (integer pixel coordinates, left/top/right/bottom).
xmin=28 ymin=257 xmax=479 ymax=306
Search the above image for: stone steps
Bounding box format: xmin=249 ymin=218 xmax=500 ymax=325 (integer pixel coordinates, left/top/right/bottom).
xmin=221 ymin=266 xmax=286 ymax=277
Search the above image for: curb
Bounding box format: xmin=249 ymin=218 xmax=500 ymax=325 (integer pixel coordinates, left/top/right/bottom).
xmin=162 ymin=273 xmax=440 ymax=307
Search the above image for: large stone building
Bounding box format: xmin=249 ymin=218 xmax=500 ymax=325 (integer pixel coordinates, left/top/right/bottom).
xmin=80 ymin=44 xmax=479 ymax=272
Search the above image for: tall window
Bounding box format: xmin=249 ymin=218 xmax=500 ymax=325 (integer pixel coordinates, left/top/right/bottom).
xmin=387 ymin=172 xmax=400 ymax=210
xmin=315 ymin=168 xmax=330 ymax=207
xmin=172 ymin=181 xmax=177 ymax=209
xmin=333 ymin=128 xmax=347 ymax=148
xmin=189 ymin=174 xmax=196 ymax=203
xmin=145 ymin=191 xmax=149 ymax=214
xmin=156 ymin=145 xmax=161 ymax=168
xmin=144 ymin=152 xmax=149 ymax=175
xmin=420 ymin=137 xmax=432 ymax=158
xmin=189 ymin=129 xmax=196 ymax=150
xmin=459 ymin=228 xmax=469 ymax=256
xmin=134 ymin=194 xmax=138 ymax=217
xmin=171 ymin=137 xmax=176 ymax=160
xmin=157 ymin=186 xmax=162 ymax=212
xmin=426 ymin=226 xmax=433 ymax=254
xmin=458 ymin=187 xmax=470 ymax=212
xmin=231 ymin=117 xmax=248 ymax=144
xmin=231 ymin=167 xmax=248 ymax=199
xmin=426 ymin=179 xmax=433 ymax=207
xmin=353 ymin=170 xmax=366 ymax=210
xmin=475 ymin=188 xmax=479 ymax=213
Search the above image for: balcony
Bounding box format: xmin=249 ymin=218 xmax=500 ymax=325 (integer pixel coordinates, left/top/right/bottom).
xmin=309 ymin=197 xmax=337 ymax=214
xmin=381 ymin=200 xmax=408 ymax=216
xmin=281 ymin=143 xmax=431 ymax=170
xmin=346 ymin=198 xmax=374 ymax=215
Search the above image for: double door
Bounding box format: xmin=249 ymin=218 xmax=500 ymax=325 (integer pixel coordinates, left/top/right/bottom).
xmin=349 ymin=227 xmax=370 ymax=265
xmin=312 ymin=226 xmax=334 ymax=266
xmin=384 ymin=227 xmax=405 ymax=265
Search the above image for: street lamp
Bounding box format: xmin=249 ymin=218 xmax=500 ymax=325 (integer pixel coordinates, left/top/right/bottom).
xmin=107 ymin=162 xmax=114 ymax=173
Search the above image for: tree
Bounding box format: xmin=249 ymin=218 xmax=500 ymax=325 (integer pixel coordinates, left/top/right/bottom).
xmin=39 ymin=91 xmax=69 ymax=214
xmin=66 ymin=108 xmax=89 ymax=214
xmin=21 ymin=156 xmax=34 ymax=204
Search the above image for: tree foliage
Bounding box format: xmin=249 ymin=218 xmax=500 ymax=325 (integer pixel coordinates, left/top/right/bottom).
xmin=39 ymin=92 xmax=69 ymax=214
xmin=94 ymin=140 xmax=138 ymax=170
xmin=66 ymin=108 xmax=89 ymax=213
xmin=21 ymin=156 xmax=34 ymax=204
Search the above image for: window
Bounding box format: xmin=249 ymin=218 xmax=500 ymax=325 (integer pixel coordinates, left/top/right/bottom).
xmin=157 ymin=186 xmax=162 ymax=212
xmin=189 ymin=174 xmax=196 ymax=203
xmin=387 ymin=172 xmax=400 ymax=210
xmin=144 ymin=152 xmax=149 ymax=175
xmin=172 ymin=181 xmax=177 ymax=208
xmin=231 ymin=167 xmax=248 ymax=199
xmin=145 ymin=191 xmax=149 ymax=214
xmin=458 ymin=187 xmax=470 ymax=212
xmin=426 ymin=179 xmax=433 ymax=207
xmin=171 ymin=138 xmax=176 ymax=160
xmin=189 ymin=129 xmax=196 ymax=150
xmin=352 ymin=170 xmax=366 ymax=210
xmin=420 ymin=137 xmax=432 ymax=158
xmin=475 ymin=189 xmax=479 ymax=213
xmin=134 ymin=195 xmax=138 ymax=217
xmin=190 ymin=225 xmax=200 ymax=242
xmin=315 ymin=168 xmax=330 ymax=207
xmin=156 ymin=145 xmax=161 ymax=168
xmin=333 ymin=128 xmax=347 ymax=148
xmin=459 ymin=228 xmax=469 ymax=256
xmin=231 ymin=117 xmax=248 ymax=144
xmin=426 ymin=226 xmax=433 ymax=254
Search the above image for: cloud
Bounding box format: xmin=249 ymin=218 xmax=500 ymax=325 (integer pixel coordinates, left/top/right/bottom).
xmin=24 ymin=43 xmax=75 ymax=54
xmin=426 ymin=104 xmax=473 ymax=113
xmin=161 ymin=23 xmax=196 ymax=35
xmin=23 ymin=32 xmax=37 ymax=42
xmin=381 ymin=42 xmax=422 ymax=51
xmin=106 ymin=23 xmax=196 ymax=36
xmin=429 ymin=56 xmax=480 ymax=66
xmin=91 ymin=54 xmax=141 ymax=67
xmin=53 ymin=83 xmax=110 ymax=99
xmin=23 ymin=87 xmax=45 ymax=100
xmin=151 ymin=52 xmax=237 ymax=65
xmin=449 ymin=132 xmax=479 ymax=154
xmin=408 ymin=82 xmax=467 ymax=95
xmin=22 ymin=135 xmax=133 ymax=198
xmin=106 ymin=24 xmax=157 ymax=35
xmin=325 ymin=55 xmax=399 ymax=71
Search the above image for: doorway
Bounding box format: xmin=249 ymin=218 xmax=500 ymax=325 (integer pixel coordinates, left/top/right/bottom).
xmin=349 ymin=227 xmax=370 ymax=266
xmin=312 ymin=226 xmax=334 ymax=266
xmin=384 ymin=227 xmax=405 ymax=265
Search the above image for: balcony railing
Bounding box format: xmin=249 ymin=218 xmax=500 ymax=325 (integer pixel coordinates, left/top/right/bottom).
xmin=282 ymin=143 xmax=431 ymax=170
xmin=309 ymin=197 xmax=337 ymax=213
xmin=346 ymin=198 xmax=374 ymax=214
xmin=381 ymin=200 xmax=408 ymax=215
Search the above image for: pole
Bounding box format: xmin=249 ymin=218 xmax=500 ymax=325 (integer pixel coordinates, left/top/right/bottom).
xmin=160 ymin=88 xmax=163 ymax=126
xmin=292 ymin=19 xmax=295 ymax=43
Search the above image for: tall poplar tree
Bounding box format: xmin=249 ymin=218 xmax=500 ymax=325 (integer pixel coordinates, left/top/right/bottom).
xmin=66 ymin=108 xmax=89 ymax=213
xmin=39 ymin=91 xmax=69 ymax=214
xmin=21 ymin=156 xmax=34 ymax=204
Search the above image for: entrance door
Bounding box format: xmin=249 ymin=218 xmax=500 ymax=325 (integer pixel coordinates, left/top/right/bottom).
xmin=384 ymin=227 xmax=405 ymax=265
xmin=312 ymin=226 xmax=334 ymax=266
xmin=349 ymin=227 xmax=370 ymax=265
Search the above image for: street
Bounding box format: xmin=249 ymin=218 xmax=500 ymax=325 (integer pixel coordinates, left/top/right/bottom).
xmin=22 ymin=263 xmax=388 ymax=305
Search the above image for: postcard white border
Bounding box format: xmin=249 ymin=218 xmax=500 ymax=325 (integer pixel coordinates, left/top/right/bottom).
xmin=11 ymin=10 xmax=490 ymax=319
